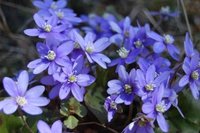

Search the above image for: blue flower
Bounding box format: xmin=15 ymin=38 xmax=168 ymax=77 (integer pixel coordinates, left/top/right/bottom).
xmin=107 ymin=65 xmax=141 ymax=105
xmin=104 ymin=95 xmax=118 ymax=122
xmin=24 ymin=14 xmax=67 ymax=40
xmin=179 ymin=53 xmax=200 ymax=99
xmin=73 ymin=31 xmax=111 ymax=69
xmin=136 ymin=65 xmax=169 ymax=100
xmin=27 ymin=38 xmax=74 ymax=74
xmin=0 ymin=70 xmax=50 ymax=115
xmin=123 ymin=114 xmax=154 ymax=133
xmin=142 ymin=84 xmax=171 ymax=132
xmin=147 ymin=31 xmax=180 ymax=61
xmin=53 ymin=55 xmax=95 ymax=101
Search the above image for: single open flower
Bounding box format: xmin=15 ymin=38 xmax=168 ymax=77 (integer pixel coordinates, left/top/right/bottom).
xmin=0 ymin=70 xmax=50 ymax=115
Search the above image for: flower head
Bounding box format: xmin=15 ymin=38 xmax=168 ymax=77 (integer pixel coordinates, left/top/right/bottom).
xmin=0 ymin=70 xmax=50 ymax=115
xmin=73 ymin=31 xmax=111 ymax=69
xmin=27 ymin=38 xmax=74 ymax=75
xmin=24 ymin=14 xmax=67 ymax=40
xmin=53 ymin=55 xmax=95 ymax=101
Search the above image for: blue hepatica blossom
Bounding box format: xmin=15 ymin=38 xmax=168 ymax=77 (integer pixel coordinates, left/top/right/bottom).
xmin=148 ymin=31 xmax=180 ymax=61
xmin=27 ymin=38 xmax=74 ymax=74
xmin=179 ymin=33 xmax=200 ymax=99
xmin=104 ymin=95 xmax=118 ymax=122
xmin=51 ymin=9 xmax=82 ymax=26
xmin=109 ymin=16 xmax=133 ymax=43
xmin=150 ymin=6 xmax=179 ymax=21
xmin=53 ymin=56 xmax=95 ymax=101
xmin=142 ymin=84 xmax=171 ymax=132
xmin=107 ymin=65 xmax=141 ymax=105
xmin=24 ymin=14 xmax=67 ymax=40
xmin=73 ymin=31 xmax=111 ymax=69
xmin=123 ymin=114 xmax=154 ymax=133
xmin=33 ymin=0 xmax=67 ymax=14
xmin=136 ymin=65 xmax=169 ymax=100
xmin=37 ymin=120 xmax=62 ymax=133
xmin=0 ymin=70 xmax=50 ymax=115
xmin=179 ymin=53 xmax=200 ymax=99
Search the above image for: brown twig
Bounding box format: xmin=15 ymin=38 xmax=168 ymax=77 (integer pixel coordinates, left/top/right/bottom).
xmin=78 ymin=122 xmax=119 ymax=133
xmin=143 ymin=8 xmax=164 ymax=34
xmin=180 ymin=0 xmax=193 ymax=40
xmin=18 ymin=109 xmax=34 ymax=133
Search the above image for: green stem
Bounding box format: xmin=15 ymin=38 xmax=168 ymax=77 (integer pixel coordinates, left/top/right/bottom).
xmin=18 ymin=109 xmax=34 ymax=133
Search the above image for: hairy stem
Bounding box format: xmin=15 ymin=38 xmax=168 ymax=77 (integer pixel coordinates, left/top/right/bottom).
xmin=18 ymin=109 xmax=34 ymax=133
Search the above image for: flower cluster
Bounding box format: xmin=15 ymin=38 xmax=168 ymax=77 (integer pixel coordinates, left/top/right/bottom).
xmin=1 ymin=0 xmax=199 ymax=133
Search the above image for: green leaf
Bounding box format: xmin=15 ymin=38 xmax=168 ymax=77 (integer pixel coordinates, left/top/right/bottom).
xmin=64 ymin=115 xmax=79 ymax=129
xmin=60 ymin=98 xmax=87 ymax=118
xmin=0 ymin=114 xmax=23 ymax=133
xmin=84 ymin=87 xmax=107 ymax=123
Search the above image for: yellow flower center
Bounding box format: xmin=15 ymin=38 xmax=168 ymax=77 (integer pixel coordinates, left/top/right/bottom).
xmin=16 ymin=96 xmax=27 ymax=107
xmin=45 ymin=50 xmax=56 ymax=61
xmin=43 ymin=23 xmax=52 ymax=32
xmin=117 ymin=47 xmax=129 ymax=58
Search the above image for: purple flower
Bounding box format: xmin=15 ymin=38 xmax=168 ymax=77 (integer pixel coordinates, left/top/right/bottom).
xmin=150 ymin=6 xmax=179 ymax=21
xmin=27 ymin=38 xmax=74 ymax=74
xmin=0 ymin=70 xmax=50 ymax=115
xmin=37 ymin=120 xmax=62 ymax=133
xmin=136 ymin=65 xmax=169 ymax=100
xmin=179 ymin=53 xmax=200 ymax=99
xmin=33 ymin=0 xmax=67 ymax=11
xmin=107 ymin=65 xmax=141 ymax=105
xmin=24 ymin=14 xmax=67 ymax=40
xmin=73 ymin=31 xmax=111 ymax=69
xmin=123 ymin=114 xmax=154 ymax=133
xmin=147 ymin=31 xmax=180 ymax=61
xmin=51 ymin=9 xmax=82 ymax=26
xmin=109 ymin=16 xmax=133 ymax=43
xmin=53 ymin=55 xmax=95 ymax=101
xmin=104 ymin=95 xmax=118 ymax=122
xmin=142 ymin=84 xmax=171 ymax=132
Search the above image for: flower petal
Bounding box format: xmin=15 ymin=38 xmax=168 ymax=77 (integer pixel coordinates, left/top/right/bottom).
xmin=179 ymin=75 xmax=189 ymax=87
xmin=118 ymin=65 xmax=128 ymax=82
xmin=25 ymin=85 xmax=45 ymax=98
xmin=28 ymin=97 xmax=50 ymax=107
xmin=153 ymin=42 xmax=165 ymax=53
xmin=142 ymin=102 xmax=154 ymax=114
xmin=77 ymin=74 xmax=95 ymax=87
xmin=59 ymin=85 xmax=71 ymax=100
xmin=3 ymin=99 xmax=18 ymax=114
xmin=22 ymin=105 xmax=42 ymax=115
xmin=3 ymin=77 xmax=18 ymax=97
xmin=51 ymin=120 xmax=62 ymax=133
xmin=17 ymin=70 xmax=29 ymax=96
xmin=157 ymin=113 xmax=169 ymax=132
xmin=24 ymin=29 xmax=40 ymax=36
xmin=94 ymin=37 xmax=110 ymax=52
xmin=71 ymin=84 xmax=85 ymax=102
xmin=37 ymin=120 xmax=51 ymax=133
